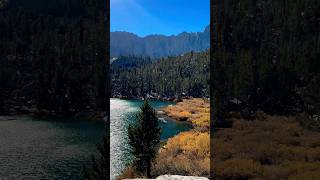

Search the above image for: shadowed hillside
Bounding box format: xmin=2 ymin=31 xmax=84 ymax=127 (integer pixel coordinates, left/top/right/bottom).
xmin=111 ymin=26 xmax=210 ymax=59
xmin=0 ymin=0 xmax=109 ymax=116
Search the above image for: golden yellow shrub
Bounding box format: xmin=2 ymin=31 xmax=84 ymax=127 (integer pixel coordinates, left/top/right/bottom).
xmin=153 ymin=131 xmax=210 ymax=177
xmin=178 ymin=111 xmax=192 ymax=119
xmin=163 ymin=98 xmax=210 ymax=127
xmin=192 ymin=112 xmax=210 ymax=128
xmin=166 ymin=131 xmax=210 ymax=158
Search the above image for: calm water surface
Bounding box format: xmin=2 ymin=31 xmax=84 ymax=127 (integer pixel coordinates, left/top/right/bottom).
xmin=0 ymin=116 xmax=105 ymax=179
xmin=0 ymin=99 xmax=191 ymax=179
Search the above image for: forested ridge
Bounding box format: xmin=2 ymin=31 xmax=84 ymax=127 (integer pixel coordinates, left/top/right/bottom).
xmin=211 ymin=0 xmax=320 ymax=129
xmin=0 ymin=0 xmax=108 ymax=116
xmin=111 ymin=51 xmax=209 ymax=99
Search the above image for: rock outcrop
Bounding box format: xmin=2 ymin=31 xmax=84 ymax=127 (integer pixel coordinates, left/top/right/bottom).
xmin=125 ymin=175 xmax=209 ymax=180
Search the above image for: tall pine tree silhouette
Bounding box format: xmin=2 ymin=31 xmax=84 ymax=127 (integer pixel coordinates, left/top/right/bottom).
xmin=128 ymin=99 xmax=160 ymax=178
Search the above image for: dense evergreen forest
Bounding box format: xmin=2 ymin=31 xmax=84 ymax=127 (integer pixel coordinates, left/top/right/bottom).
xmin=212 ymin=0 xmax=319 ymax=129
xmin=111 ymin=51 xmax=209 ymax=99
xmin=0 ymin=0 xmax=109 ymax=116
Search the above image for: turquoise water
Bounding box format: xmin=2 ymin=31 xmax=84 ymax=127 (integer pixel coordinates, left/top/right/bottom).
xmin=110 ymin=98 xmax=192 ymax=179
xmin=0 ymin=116 xmax=105 ymax=179
xmin=0 ymin=99 xmax=191 ymax=179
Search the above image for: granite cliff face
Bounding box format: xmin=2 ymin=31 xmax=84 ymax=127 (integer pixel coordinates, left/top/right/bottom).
xmin=111 ymin=26 xmax=210 ymax=59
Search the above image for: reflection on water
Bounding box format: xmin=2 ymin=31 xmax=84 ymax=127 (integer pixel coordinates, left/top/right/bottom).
xmin=110 ymin=99 xmax=192 ymax=179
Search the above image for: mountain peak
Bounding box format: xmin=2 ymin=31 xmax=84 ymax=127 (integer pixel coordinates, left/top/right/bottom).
xmin=111 ymin=25 xmax=210 ymax=59
xmin=204 ymin=25 xmax=210 ymax=33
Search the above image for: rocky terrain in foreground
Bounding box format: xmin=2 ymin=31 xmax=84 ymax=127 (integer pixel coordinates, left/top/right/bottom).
xmin=125 ymin=175 xmax=209 ymax=180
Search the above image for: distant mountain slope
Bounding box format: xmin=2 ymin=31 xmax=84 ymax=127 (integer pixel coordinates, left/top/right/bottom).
xmin=111 ymin=26 xmax=209 ymax=59
xmin=112 ymin=51 xmax=209 ymax=98
xmin=111 ymin=56 xmax=152 ymax=70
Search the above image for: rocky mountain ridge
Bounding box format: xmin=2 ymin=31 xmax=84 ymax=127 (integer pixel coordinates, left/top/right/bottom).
xmin=111 ymin=26 xmax=210 ymax=59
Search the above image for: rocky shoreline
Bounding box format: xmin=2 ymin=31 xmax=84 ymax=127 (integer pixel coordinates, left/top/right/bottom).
xmin=0 ymin=108 xmax=108 ymax=121
xmin=112 ymin=95 xmax=190 ymax=103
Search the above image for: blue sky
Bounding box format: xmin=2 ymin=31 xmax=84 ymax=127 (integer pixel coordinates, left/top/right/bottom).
xmin=111 ymin=0 xmax=210 ymax=37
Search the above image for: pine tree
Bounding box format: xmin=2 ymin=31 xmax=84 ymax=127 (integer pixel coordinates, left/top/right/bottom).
xmin=128 ymin=99 xmax=160 ymax=178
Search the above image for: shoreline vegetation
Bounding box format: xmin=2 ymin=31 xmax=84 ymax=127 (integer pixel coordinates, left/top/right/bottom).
xmin=214 ymin=113 xmax=320 ymax=179
xmin=111 ymin=94 xmax=192 ymax=103
xmin=118 ymin=98 xmax=320 ymax=179
xmin=0 ymin=109 xmax=107 ymax=121
xmin=154 ymin=98 xmax=210 ymax=177
xmin=163 ymin=98 xmax=210 ymax=130
xmin=117 ymin=98 xmax=210 ymax=179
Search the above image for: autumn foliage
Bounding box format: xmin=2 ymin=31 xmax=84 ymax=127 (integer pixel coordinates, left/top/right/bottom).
xmin=213 ymin=115 xmax=320 ymax=180
xmin=152 ymin=131 xmax=210 ymax=177
xmin=163 ymin=98 xmax=210 ymax=129
xmin=151 ymin=98 xmax=210 ymax=177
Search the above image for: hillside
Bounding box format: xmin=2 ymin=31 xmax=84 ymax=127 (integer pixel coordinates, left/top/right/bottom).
xmin=111 ymin=26 xmax=209 ymax=59
xmin=211 ymin=0 xmax=320 ymax=127
xmin=111 ymin=51 xmax=209 ymax=99
xmin=0 ymin=0 xmax=108 ymax=116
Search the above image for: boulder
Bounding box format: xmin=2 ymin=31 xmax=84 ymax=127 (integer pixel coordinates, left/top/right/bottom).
xmin=125 ymin=175 xmax=209 ymax=180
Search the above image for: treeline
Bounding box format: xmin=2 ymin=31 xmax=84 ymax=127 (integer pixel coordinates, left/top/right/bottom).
xmin=111 ymin=51 xmax=209 ymax=99
xmin=212 ymin=0 xmax=319 ymax=126
xmin=0 ymin=0 xmax=108 ymax=116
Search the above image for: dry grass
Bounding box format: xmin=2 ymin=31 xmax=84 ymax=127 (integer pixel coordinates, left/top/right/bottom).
xmin=150 ymin=99 xmax=210 ymax=177
xmin=152 ymin=131 xmax=210 ymax=177
xmin=213 ymin=115 xmax=320 ymax=180
xmin=117 ymin=131 xmax=210 ymax=179
xmin=163 ymin=98 xmax=210 ymax=128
